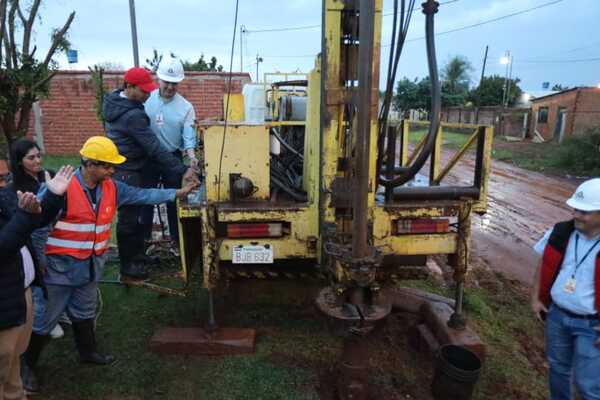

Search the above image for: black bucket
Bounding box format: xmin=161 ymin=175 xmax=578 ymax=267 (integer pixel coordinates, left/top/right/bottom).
xmin=431 ymin=344 xmax=482 ymax=400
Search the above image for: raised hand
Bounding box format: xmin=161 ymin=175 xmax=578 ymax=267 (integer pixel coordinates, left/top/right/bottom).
xmin=45 ymin=165 xmax=75 ymax=195
xmin=17 ymin=191 xmax=41 ymax=214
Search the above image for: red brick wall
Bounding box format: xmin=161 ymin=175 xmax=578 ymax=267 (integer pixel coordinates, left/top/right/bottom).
xmin=572 ymin=88 xmax=600 ymax=135
xmin=530 ymin=89 xmax=578 ymax=140
xmin=30 ymin=70 xmax=251 ymax=155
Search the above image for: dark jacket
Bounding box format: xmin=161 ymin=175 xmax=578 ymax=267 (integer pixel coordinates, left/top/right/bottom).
xmin=10 ymin=169 xmax=53 ymax=194
xmin=103 ymin=90 xmax=186 ymax=175
xmin=0 ymin=188 xmax=63 ymax=330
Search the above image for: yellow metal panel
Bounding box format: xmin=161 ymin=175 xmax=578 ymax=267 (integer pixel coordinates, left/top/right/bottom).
xmin=376 ymin=234 xmax=458 ymax=255
xmin=473 ymin=126 xmax=493 ymax=214
xmin=303 ymin=61 xmax=321 ymax=206
xmin=217 ymin=206 xmax=318 ymax=259
xmin=401 ymin=120 xmax=409 ymax=166
xmin=372 ymin=207 xmax=457 ymax=255
xmin=223 ymin=94 xmax=244 ymax=122
xmin=203 ymin=124 xmax=270 ymax=201
xmin=434 ymin=129 xmax=479 ymax=184
xmin=430 ymin=123 xmax=443 ymax=182
xmin=218 ymin=207 xmax=309 ymax=222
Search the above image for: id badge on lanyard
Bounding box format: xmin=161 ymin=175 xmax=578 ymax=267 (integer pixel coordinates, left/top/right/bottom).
xmin=563 ymin=277 xmax=576 ymax=294
xmin=156 ymin=112 xmax=165 ymax=127
xmin=564 ymin=233 xmax=600 ymax=294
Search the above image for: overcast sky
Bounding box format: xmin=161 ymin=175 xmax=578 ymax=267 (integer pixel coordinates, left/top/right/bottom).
xmin=33 ymin=0 xmax=599 ymax=92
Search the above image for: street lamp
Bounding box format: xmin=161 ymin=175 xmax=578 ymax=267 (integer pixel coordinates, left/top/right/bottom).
xmin=500 ymin=51 xmax=513 ymax=108
xmin=256 ymin=54 xmax=263 ymax=83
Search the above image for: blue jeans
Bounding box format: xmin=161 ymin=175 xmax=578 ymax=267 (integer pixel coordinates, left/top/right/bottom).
xmin=545 ymin=305 xmax=600 ymax=400
xmin=141 ymin=151 xmax=183 ymax=244
xmin=33 ymin=282 xmax=98 ymax=335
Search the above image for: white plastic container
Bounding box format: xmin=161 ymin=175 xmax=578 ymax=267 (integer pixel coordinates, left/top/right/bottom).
xmin=242 ymin=84 xmax=267 ymax=123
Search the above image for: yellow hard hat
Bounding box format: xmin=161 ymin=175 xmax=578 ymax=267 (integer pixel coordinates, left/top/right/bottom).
xmin=80 ymin=136 xmax=126 ymax=165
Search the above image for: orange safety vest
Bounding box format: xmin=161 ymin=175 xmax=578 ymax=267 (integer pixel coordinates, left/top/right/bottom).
xmin=46 ymin=178 xmax=117 ymax=259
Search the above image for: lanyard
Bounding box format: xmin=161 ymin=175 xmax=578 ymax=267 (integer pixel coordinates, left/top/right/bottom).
xmin=572 ymin=233 xmax=600 ymax=277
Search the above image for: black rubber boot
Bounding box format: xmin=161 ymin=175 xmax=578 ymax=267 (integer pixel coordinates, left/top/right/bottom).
xmin=120 ymin=259 xmax=149 ymax=280
xmin=21 ymin=333 xmax=50 ymax=394
xmin=72 ymin=319 xmax=115 ymax=365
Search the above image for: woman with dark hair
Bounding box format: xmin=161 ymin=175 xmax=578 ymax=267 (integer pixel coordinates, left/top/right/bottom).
xmin=8 ymin=139 xmax=65 ymax=341
xmin=9 ymin=139 xmax=47 ymax=194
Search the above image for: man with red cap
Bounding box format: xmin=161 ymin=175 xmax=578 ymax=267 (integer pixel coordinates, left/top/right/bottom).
xmin=103 ymin=67 xmax=197 ymax=280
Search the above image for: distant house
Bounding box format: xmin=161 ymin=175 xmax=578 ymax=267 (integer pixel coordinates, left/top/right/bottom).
xmin=530 ymin=87 xmax=600 ymax=142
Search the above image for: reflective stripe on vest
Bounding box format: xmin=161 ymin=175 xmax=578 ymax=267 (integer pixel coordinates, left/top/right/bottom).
xmin=46 ymin=177 xmax=117 ymax=260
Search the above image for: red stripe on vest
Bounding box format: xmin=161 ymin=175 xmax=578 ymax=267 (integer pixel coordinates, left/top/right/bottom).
xmin=46 ymin=177 xmax=117 ymax=260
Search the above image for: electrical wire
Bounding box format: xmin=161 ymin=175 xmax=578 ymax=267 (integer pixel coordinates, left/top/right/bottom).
xmin=377 ymin=0 xmax=416 ymax=185
xmin=382 ymin=0 xmax=458 ymax=16
xmin=381 ymin=0 xmax=565 ymax=46
xmin=244 ymin=0 xmax=459 ymax=33
xmin=517 ymin=56 xmax=600 ymax=64
xmin=216 ymin=0 xmax=240 ymax=202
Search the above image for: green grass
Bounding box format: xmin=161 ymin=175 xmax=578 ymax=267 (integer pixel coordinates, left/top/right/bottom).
xmin=39 ymin=263 xmax=332 ymax=400
xmin=35 ymin=263 xmax=547 ymax=400
xmin=408 ymin=128 xmax=475 ymax=150
xmin=493 ymin=129 xmax=600 ymax=177
xmin=43 ymin=155 xmax=80 ymax=171
xmin=395 ymin=271 xmax=547 ymax=399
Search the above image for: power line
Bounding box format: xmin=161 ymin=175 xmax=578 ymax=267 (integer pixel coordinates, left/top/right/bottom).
xmin=382 ymin=0 xmax=565 ymax=47
xmin=245 ymin=23 xmax=320 ymax=33
xmin=382 ymin=0 xmax=459 ymax=16
xmin=518 ymin=56 xmax=600 ymax=64
xmin=244 ymin=0 xmax=459 ymax=34
xmin=262 ymin=54 xmax=315 ymax=58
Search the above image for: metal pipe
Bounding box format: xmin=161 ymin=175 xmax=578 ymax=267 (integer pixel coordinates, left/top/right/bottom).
xmin=385 ymin=125 xmax=397 ymax=203
xmin=379 ymin=0 xmax=441 ymax=188
xmin=128 ymin=0 xmax=140 ymax=67
xmin=206 ymin=289 xmax=217 ymax=332
xmin=392 ymin=186 xmax=480 ymax=201
xmin=352 ymin=0 xmax=376 ymax=259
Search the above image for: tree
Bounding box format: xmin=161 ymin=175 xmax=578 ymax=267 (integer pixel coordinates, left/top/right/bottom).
xmin=0 ymin=0 xmax=75 ymax=154
xmin=182 ymin=54 xmax=223 ymax=72
xmin=393 ymin=77 xmax=432 ymax=114
xmin=441 ymin=55 xmax=473 ymax=107
xmin=469 ymin=75 xmax=523 ymax=107
xmin=95 ymin=61 xmax=124 ymax=71
xmin=551 ymin=83 xmax=569 ymax=91
xmin=441 ymin=55 xmax=473 ymax=94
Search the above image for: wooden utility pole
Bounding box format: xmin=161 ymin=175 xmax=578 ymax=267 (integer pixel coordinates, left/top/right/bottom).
xmin=479 ymin=45 xmax=488 ymax=87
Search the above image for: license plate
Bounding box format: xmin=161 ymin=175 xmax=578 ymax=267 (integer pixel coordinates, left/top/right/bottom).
xmin=232 ymin=244 xmax=274 ymax=264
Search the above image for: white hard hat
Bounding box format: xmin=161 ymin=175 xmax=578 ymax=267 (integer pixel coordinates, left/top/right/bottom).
xmin=566 ymin=178 xmax=600 ymax=212
xmin=157 ymin=56 xmax=185 ymax=83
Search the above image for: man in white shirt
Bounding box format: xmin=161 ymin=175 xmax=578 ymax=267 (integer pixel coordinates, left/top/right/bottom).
xmin=143 ymin=56 xmax=198 ymax=253
xmin=531 ymin=178 xmax=600 ymax=400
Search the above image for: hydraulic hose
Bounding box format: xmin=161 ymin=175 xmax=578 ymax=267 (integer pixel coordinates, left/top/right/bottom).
xmin=379 ymin=0 xmax=441 ymax=188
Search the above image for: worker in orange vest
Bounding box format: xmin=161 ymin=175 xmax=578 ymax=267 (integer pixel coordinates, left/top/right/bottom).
xmin=20 ymin=136 xmax=197 ymax=394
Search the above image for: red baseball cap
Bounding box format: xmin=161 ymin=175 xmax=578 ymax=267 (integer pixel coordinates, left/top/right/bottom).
xmin=123 ymin=67 xmax=158 ymax=93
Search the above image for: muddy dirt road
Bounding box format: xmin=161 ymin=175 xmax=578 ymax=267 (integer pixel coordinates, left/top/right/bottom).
xmin=443 ymin=153 xmax=579 ymax=285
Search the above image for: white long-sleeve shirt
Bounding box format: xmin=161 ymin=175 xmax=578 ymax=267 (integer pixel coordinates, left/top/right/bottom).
xmin=144 ymin=90 xmax=197 ymax=152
